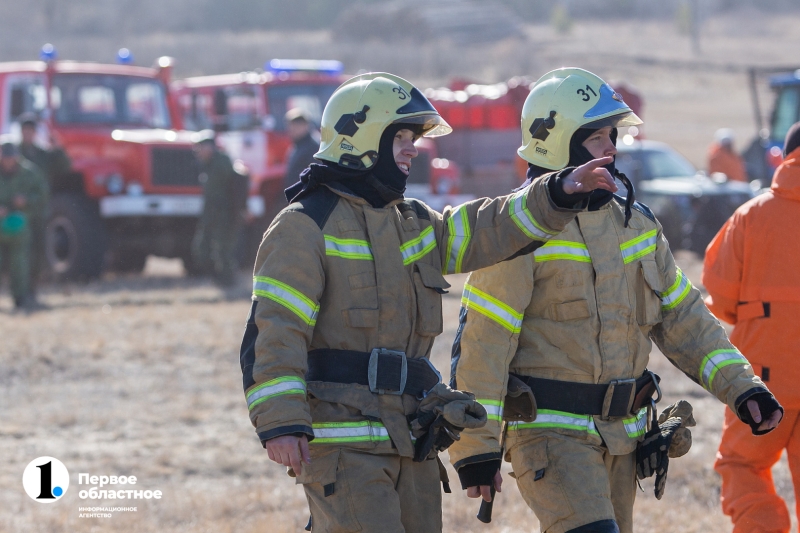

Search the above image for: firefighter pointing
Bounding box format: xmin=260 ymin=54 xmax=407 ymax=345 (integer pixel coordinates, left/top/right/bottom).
xmin=238 ymin=72 xmax=617 ymax=532
xmin=447 ymin=68 xmax=782 ymax=533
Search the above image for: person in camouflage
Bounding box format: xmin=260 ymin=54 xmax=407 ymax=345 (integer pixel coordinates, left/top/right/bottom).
xmin=191 ymin=131 xmax=242 ymax=286
xmin=0 ymin=141 xmax=47 ymax=309
xmin=17 ymin=113 xmax=65 ymax=292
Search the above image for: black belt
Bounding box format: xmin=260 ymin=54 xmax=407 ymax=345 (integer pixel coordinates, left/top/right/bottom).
xmin=511 ymin=371 xmax=661 ymax=419
xmin=306 ymin=348 xmax=442 ymax=399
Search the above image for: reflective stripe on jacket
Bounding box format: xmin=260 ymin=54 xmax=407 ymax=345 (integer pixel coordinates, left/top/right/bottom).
xmin=449 ymin=198 xmax=767 ymax=471
xmin=703 ymin=147 xmax=800 ymax=407
xmin=240 ymin=177 xmax=580 ymax=458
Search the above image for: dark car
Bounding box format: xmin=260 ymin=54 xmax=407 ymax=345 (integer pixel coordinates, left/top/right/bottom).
xmin=615 ymin=139 xmax=754 ymax=255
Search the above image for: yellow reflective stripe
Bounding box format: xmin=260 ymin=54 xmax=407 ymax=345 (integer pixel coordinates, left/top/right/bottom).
xmin=324 ymin=235 xmax=373 ymax=260
xmin=510 ymin=409 xmax=599 ymax=435
xmin=478 ymin=399 xmax=504 ymax=422
xmin=534 ymin=240 xmax=592 ymax=263
xmin=400 ymin=226 xmax=436 ymax=265
xmin=623 ymin=407 xmax=648 ymax=438
xmin=445 ymin=206 xmax=471 ymax=274
xmin=660 ymin=267 xmax=692 ymax=310
xmin=310 ymin=421 xmax=391 ymax=444
xmin=462 ymin=283 xmax=523 ymax=333
xmin=253 ymin=276 xmax=319 ymax=326
xmin=699 ymin=349 xmax=748 ymax=391
xmin=620 ymin=229 xmax=658 ymax=264
xmin=247 ymin=376 xmax=306 ymax=411
xmin=509 ymin=187 xmax=558 ymax=241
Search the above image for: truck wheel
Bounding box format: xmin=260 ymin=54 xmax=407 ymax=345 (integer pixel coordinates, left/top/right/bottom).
xmin=46 ymin=194 xmax=107 ymax=281
xmin=109 ymin=248 xmax=149 ymax=273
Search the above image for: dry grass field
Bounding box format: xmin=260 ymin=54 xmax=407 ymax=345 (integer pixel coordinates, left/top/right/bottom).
xmin=1 ymin=253 xmax=796 ymax=532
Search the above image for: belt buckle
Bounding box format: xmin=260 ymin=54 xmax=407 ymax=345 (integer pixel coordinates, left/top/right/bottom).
xmin=417 ymin=358 xmax=443 ymax=400
xmin=602 ymin=377 xmax=636 ymax=420
xmin=368 ymin=348 xmax=407 ymax=395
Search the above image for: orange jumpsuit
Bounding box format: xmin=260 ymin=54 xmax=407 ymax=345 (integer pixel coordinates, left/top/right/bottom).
xmin=703 ymin=146 xmax=800 ymax=533
xmin=708 ymin=142 xmax=748 ymax=182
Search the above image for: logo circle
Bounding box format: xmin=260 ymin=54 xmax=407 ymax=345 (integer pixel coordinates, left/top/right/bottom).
xmin=22 ymin=456 xmax=70 ymax=503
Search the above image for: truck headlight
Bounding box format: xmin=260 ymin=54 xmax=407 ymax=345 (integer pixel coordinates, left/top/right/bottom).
xmin=106 ymin=173 xmax=124 ymax=195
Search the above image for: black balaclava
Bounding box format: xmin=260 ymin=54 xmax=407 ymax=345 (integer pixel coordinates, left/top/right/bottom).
xmin=520 ymin=126 xmax=635 ymax=226
xmin=346 ymin=122 xmax=417 ymax=207
xmin=285 ymin=122 xmax=419 ymax=207
xmin=568 ymin=126 xmax=635 ymax=226
xmin=567 ymin=126 xmax=617 ymax=212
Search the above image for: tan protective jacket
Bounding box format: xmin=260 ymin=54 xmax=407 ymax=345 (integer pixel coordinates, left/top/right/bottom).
xmin=449 ymin=197 xmax=767 ymax=470
xmin=240 ymin=177 xmax=580 ymax=460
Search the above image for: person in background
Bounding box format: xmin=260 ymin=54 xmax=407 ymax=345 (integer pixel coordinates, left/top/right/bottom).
xmin=16 ymin=113 xmax=59 ymax=294
xmin=191 ymin=131 xmax=241 ymax=287
xmin=282 ymin=108 xmax=320 ymax=195
xmin=17 ymin=113 xmax=71 ymax=186
xmin=703 ymin=122 xmax=800 ymax=533
xmin=708 ymin=128 xmax=747 ymax=182
xmin=0 ymin=140 xmax=47 ymax=310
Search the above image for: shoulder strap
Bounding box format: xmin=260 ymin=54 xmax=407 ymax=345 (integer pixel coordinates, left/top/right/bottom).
xmin=612 ymin=195 xmax=656 ymax=223
xmin=285 ymin=186 xmax=340 ymax=230
xmin=397 ymin=198 xmax=431 ymax=221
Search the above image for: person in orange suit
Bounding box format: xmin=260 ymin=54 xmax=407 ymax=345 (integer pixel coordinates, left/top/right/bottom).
xmin=708 ymin=128 xmax=748 ymax=182
xmin=703 ymin=121 xmax=800 ymax=533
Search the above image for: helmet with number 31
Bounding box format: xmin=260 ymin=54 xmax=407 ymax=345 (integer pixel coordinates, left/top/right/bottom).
xmin=518 ymin=67 xmax=643 ymax=170
xmin=315 ymin=72 xmax=452 ymax=170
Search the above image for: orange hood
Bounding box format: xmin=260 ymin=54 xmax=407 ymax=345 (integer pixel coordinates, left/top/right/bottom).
xmin=772 ymin=146 xmax=800 ymax=202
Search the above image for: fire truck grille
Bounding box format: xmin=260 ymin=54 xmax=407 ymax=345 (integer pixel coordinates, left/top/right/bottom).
xmin=151 ymin=147 xmax=199 ymax=187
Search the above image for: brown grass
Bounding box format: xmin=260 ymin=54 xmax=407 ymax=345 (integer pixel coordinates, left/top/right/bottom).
xmin=1 ymin=253 xmax=796 ymax=532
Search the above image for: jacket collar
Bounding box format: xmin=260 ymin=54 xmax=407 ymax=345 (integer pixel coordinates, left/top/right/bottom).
xmin=323 ymin=183 xmax=404 ymax=209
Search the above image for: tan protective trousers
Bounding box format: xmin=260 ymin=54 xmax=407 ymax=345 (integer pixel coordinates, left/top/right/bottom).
xmin=302 ymin=449 xmax=442 ymax=533
xmin=508 ymin=434 xmax=636 ymax=533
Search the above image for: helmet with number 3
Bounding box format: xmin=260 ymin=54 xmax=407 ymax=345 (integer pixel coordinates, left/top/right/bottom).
xmin=518 ymin=68 xmax=642 ymax=170
xmin=315 ymin=72 xmax=452 ymax=170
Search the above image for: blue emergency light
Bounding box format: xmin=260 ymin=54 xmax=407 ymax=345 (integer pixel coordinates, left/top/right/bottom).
xmin=40 ymin=43 xmax=57 ymax=62
xmin=117 ymin=48 xmax=134 ymax=65
xmin=266 ymin=59 xmax=343 ymax=75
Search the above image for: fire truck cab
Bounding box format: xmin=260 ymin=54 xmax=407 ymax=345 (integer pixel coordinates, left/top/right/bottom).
xmin=171 ymin=60 xmax=345 ymax=222
xmin=0 ymin=48 xmax=222 ymax=279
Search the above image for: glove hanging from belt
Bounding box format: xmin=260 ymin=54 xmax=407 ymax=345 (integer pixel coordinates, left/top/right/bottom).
xmin=636 ymin=400 xmax=696 ymax=500
xmin=409 ymin=383 xmax=488 ymax=462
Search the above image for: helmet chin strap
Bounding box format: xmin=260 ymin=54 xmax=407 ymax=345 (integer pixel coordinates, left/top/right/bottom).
xmin=614 ymin=170 xmax=635 ymax=228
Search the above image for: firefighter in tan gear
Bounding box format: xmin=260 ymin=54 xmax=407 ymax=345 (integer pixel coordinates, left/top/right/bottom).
xmin=238 ymin=72 xmax=619 ymax=533
xmin=448 ymin=68 xmax=784 ymax=533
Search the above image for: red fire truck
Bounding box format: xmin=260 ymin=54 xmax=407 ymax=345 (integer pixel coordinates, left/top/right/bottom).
xmin=0 ymin=47 xmax=244 ymax=280
xmin=423 ymin=78 xmax=532 ymax=197
xmin=171 ymin=60 xmax=471 ymax=218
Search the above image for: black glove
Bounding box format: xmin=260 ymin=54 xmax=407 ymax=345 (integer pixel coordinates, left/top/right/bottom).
xmin=737 ymin=392 xmax=784 ymax=436
xmin=636 ymin=417 xmax=681 ymax=480
xmin=654 ymin=456 xmax=669 ymax=500
xmin=412 ymin=413 xmax=463 ymax=462
xmin=456 ymin=459 xmax=501 ymax=490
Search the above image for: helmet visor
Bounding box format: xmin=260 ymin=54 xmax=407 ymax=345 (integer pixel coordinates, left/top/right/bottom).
xmin=392 ymin=113 xmax=452 ymax=138
xmin=581 ymin=111 xmax=643 ymax=130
